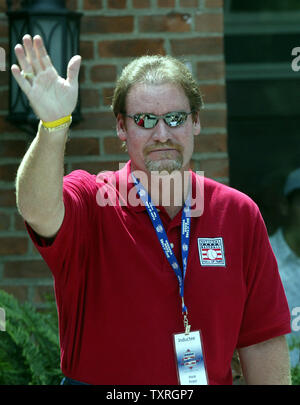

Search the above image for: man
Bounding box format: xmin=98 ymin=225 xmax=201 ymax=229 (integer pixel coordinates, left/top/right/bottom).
xmin=13 ymin=34 xmax=291 ymax=385
xmin=269 ymin=168 xmax=300 ymax=369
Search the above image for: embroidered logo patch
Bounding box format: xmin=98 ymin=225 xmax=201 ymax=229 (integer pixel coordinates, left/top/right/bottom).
xmin=197 ymin=237 xmax=226 ymax=267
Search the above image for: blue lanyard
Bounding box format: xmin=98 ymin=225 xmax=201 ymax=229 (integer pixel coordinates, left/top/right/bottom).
xmin=132 ymin=173 xmax=191 ymax=332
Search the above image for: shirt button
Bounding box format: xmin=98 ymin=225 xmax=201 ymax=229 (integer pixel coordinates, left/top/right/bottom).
xmin=170 ymin=243 xmax=174 ymax=249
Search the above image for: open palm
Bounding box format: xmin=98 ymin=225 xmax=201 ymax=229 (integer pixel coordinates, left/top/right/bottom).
xmin=11 ymin=34 xmax=81 ymax=122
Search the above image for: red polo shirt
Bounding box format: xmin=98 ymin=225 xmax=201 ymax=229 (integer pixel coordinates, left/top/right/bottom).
xmin=26 ymin=161 xmax=291 ymax=385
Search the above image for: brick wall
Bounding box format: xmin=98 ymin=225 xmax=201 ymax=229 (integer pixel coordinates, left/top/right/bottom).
xmin=0 ymin=0 xmax=227 ymax=308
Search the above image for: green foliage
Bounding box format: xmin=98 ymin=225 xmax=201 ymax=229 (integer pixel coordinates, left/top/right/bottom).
xmin=291 ymin=365 xmax=300 ymax=385
xmin=289 ymin=337 xmax=300 ymax=385
xmin=0 ymin=289 xmax=62 ymax=385
xmin=1 ymin=289 xmax=299 ymax=385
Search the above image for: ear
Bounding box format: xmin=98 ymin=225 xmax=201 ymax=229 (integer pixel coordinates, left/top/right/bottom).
xmin=117 ymin=113 xmax=127 ymax=141
xmin=193 ymin=112 xmax=201 ymax=136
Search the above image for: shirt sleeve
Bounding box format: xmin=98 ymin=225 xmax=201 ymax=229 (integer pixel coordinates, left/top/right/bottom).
xmin=236 ymin=207 xmax=291 ymax=348
xmin=25 ymin=170 xmax=98 ymax=278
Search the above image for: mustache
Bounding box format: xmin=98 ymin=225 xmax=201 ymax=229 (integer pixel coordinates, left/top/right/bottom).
xmin=143 ymin=142 xmax=183 ymax=155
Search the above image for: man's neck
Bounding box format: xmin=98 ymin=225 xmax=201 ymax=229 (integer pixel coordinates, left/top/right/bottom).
xmin=162 ymin=205 xmax=183 ymax=220
xmin=130 ymin=163 xmax=191 ymax=219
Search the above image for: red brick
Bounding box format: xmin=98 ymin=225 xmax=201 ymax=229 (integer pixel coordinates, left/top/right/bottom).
xmin=81 ymin=16 xmax=134 ymax=35
xmin=31 ymin=243 xmax=42 ymax=257
xmin=158 ymin=0 xmax=175 ymax=6
xmin=70 ymin=160 xmax=126 ymax=174
xmin=66 ymin=137 xmax=100 ymax=156
xmin=179 ymin=0 xmax=197 ymax=6
xmin=90 ymin=64 xmax=117 ymax=82
xmin=98 ymin=39 xmax=165 ymax=58
xmin=0 ymin=237 xmax=28 ymax=255
xmin=200 ymin=84 xmax=226 ymax=103
xmin=132 ymin=0 xmax=150 ymax=8
xmin=171 ymin=36 xmax=223 ymax=56
xmin=0 ymin=116 xmax=22 ymax=133
xmin=103 ymin=136 xmax=125 ymax=155
xmin=0 ymin=140 xmax=27 ymax=158
xmin=194 ymin=132 xmax=227 ymax=153
xmin=66 ymin=0 xmax=78 ymax=10
xmin=80 ymin=41 xmax=94 ymax=60
xmin=197 ymin=60 xmax=225 ymax=80
xmin=74 ymin=112 xmax=115 ymax=131
xmin=34 ymin=286 xmax=55 ymax=304
xmin=0 ymin=211 xmax=10 ymax=230
xmin=0 ymin=163 xmax=19 ymax=182
xmin=79 ymin=65 xmax=86 ymax=84
xmin=195 ymin=13 xmax=223 ymax=33
xmin=83 ymin=0 xmax=103 ymax=9
xmin=80 ymin=89 xmax=100 ymax=108
xmin=14 ymin=212 xmax=26 ymax=231
xmin=198 ymin=157 xmax=229 ymax=178
xmin=139 ymin=14 xmax=191 ymax=33
xmin=0 ymin=285 xmax=28 ymax=303
xmin=108 ymin=0 xmax=126 ymax=8
xmin=200 ymin=109 xmax=227 ymax=128
xmin=0 ymin=189 xmax=16 ymax=207
xmin=102 ymin=87 xmax=114 ymax=106
xmin=205 ymin=0 xmax=223 ymax=8
xmin=3 ymin=260 xmax=52 ymax=279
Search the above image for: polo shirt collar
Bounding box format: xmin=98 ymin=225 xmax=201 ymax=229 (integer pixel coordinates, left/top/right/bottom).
xmin=116 ymin=160 xmax=198 ymax=222
xmin=117 ymin=160 xmax=145 ymax=213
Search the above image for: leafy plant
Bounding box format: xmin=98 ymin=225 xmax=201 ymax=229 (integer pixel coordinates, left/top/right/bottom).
xmin=291 ymin=365 xmax=300 ymax=385
xmin=1 ymin=288 xmax=299 ymax=385
xmin=289 ymin=337 xmax=300 ymax=385
xmin=0 ymin=289 xmax=62 ymax=385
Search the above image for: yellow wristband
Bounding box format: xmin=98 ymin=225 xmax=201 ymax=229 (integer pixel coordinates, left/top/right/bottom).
xmin=42 ymin=115 xmax=72 ymax=129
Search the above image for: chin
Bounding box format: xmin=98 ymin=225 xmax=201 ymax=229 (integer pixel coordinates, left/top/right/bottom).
xmin=145 ymin=159 xmax=183 ymax=175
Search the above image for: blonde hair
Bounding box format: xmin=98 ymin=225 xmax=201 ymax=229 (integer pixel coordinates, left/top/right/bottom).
xmin=111 ymin=55 xmax=203 ymax=118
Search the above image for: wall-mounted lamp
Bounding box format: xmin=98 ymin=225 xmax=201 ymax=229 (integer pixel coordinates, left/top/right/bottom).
xmin=6 ymin=0 xmax=83 ymax=135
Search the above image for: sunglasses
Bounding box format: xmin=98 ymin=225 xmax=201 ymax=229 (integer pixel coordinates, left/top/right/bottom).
xmin=125 ymin=111 xmax=194 ymax=129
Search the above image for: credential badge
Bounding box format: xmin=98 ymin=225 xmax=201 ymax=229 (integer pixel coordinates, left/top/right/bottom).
xmin=197 ymin=237 xmax=226 ymax=267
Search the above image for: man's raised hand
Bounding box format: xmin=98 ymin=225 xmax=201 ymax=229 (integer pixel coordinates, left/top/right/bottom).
xmin=11 ymin=34 xmax=81 ymax=122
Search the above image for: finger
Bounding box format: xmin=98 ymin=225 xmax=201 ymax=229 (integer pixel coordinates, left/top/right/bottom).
xmin=14 ymin=44 xmax=34 ymax=75
xmin=33 ymin=35 xmax=52 ymax=70
xmin=22 ymin=34 xmax=43 ymax=75
xmin=11 ymin=64 xmax=32 ymax=96
xmin=66 ymin=55 xmax=82 ymax=85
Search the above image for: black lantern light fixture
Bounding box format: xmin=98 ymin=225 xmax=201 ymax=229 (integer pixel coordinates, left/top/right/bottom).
xmin=6 ymin=0 xmax=83 ymax=135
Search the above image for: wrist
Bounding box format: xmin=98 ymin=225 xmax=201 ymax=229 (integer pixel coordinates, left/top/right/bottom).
xmin=38 ymin=120 xmax=70 ymax=138
xmin=41 ymin=115 xmax=72 ymax=132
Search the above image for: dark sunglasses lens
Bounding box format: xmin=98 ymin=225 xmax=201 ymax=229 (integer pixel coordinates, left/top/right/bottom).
xmin=134 ymin=114 xmax=157 ymax=129
xmin=165 ymin=112 xmax=187 ymax=127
